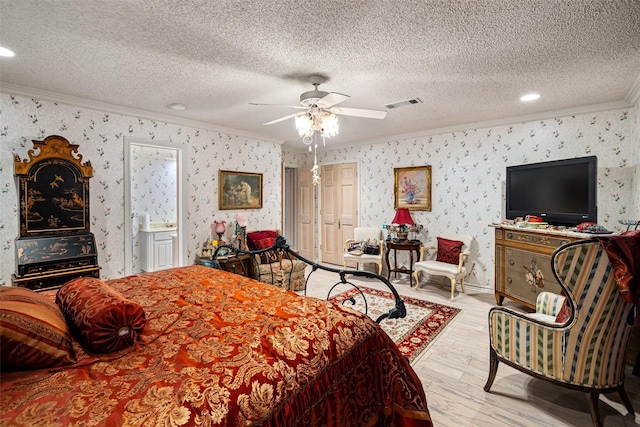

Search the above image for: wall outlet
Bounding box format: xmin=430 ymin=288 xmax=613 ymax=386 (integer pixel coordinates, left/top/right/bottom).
xmin=199 ymin=195 xmax=208 ymax=204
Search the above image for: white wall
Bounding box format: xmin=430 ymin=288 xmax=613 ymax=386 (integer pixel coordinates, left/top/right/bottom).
xmin=309 ymin=107 xmax=637 ymax=289
xmin=0 ymin=93 xmax=283 ymax=284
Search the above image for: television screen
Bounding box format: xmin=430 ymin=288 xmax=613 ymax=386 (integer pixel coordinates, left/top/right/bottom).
xmin=506 ymin=156 xmax=597 ymax=226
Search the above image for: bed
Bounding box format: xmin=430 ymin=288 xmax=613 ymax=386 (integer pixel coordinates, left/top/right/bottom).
xmin=1 ymin=264 xmax=433 ymax=426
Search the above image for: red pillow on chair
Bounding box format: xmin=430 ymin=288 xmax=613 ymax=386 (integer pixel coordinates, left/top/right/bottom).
xmin=436 ymin=237 xmax=464 ymax=265
xmin=247 ymin=230 xmax=278 ymax=251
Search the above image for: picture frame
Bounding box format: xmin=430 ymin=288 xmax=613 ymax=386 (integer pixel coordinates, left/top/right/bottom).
xmin=201 ymin=247 xmax=213 ymax=259
xmin=219 ymin=170 xmax=263 ymax=210
xmin=394 ymin=165 xmax=432 ymax=211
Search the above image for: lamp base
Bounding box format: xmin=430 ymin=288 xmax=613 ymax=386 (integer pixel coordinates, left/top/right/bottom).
xmin=396 ymin=231 xmax=409 ymax=241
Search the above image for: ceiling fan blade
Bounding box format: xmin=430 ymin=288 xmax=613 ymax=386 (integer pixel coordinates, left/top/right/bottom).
xmin=263 ymin=111 xmax=305 ymax=125
xmin=317 ymin=92 xmax=350 ymax=108
xmin=249 ymin=102 xmax=306 ymax=109
xmin=329 ymin=106 xmax=387 ymax=119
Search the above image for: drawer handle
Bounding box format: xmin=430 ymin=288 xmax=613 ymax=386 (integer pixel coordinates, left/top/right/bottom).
xmin=506 ymin=277 xmax=512 ymax=284
xmin=507 ymin=232 xmax=513 ymax=239
xmin=509 ymin=259 xmax=515 ymax=266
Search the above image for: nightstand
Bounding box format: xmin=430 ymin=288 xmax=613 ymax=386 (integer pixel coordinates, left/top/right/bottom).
xmin=196 ymin=253 xmax=252 ymax=278
xmin=385 ymin=240 xmax=421 ymax=286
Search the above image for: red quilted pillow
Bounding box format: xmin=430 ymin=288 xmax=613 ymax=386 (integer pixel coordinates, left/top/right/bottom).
xmin=247 ymin=230 xmax=278 ymax=251
xmin=0 ymin=287 xmax=76 ymax=369
xmin=436 ymin=237 xmax=464 ymax=265
xmin=56 ymin=277 xmax=146 ymax=354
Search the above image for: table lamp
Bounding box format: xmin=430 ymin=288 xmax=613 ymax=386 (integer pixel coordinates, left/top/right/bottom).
xmin=391 ymin=208 xmax=414 ymax=241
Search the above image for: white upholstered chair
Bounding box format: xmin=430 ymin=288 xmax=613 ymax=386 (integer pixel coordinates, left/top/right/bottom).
xmin=343 ymin=227 xmax=384 ymax=274
xmin=413 ymin=233 xmax=473 ymax=300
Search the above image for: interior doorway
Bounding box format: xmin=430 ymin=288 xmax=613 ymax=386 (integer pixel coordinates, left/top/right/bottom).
xmin=123 ymin=137 xmax=184 ymax=276
xmin=283 ymin=167 xmax=296 ymax=247
xmin=320 ymin=162 xmax=357 ymax=266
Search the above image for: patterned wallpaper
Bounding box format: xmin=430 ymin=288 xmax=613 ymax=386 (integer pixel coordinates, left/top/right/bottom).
xmin=0 ymin=93 xmax=283 ymax=284
xmin=1 ymin=92 xmax=637 ymax=291
xmin=312 ymin=107 xmax=638 ymax=288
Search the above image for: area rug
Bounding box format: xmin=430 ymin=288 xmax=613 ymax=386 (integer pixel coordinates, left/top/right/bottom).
xmin=330 ymin=286 xmax=461 ymax=363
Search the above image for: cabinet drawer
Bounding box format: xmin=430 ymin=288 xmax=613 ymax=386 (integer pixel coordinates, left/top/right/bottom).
xmin=504 ymin=230 xmax=573 ymax=250
xmin=153 ymin=231 xmax=175 ymax=241
xmin=504 ymin=248 xmax=562 ymax=305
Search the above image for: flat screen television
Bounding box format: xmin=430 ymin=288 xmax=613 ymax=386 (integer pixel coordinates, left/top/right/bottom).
xmin=505 ymin=156 xmax=597 ymax=227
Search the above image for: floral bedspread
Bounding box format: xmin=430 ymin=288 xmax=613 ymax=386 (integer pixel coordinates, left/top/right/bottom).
xmin=1 ymin=265 xmax=432 ymax=426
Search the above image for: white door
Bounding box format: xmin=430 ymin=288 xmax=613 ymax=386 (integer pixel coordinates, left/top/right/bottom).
xmin=297 ymin=167 xmax=316 ymax=261
xmin=320 ymin=163 xmax=357 ymax=266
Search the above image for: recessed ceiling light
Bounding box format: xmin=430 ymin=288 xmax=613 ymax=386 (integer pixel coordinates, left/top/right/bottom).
xmin=0 ymin=46 xmax=15 ymax=57
xmin=168 ymin=103 xmax=186 ymax=111
xmin=520 ymin=93 xmax=540 ymax=102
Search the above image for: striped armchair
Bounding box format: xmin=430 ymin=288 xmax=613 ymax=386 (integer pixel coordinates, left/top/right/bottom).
xmin=485 ymin=239 xmax=635 ymax=427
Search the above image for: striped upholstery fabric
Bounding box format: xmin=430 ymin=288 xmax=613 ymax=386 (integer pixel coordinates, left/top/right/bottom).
xmin=488 ymin=240 xmax=634 ymax=388
xmin=536 ymin=291 xmax=566 ymax=317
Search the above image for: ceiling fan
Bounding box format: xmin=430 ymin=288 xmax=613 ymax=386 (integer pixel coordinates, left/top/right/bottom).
xmin=250 ymin=75 xmax=387 ymax=135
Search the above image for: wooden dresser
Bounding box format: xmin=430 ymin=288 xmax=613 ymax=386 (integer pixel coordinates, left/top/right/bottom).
xmin=492 ymin=225 xmax=592 ymax=309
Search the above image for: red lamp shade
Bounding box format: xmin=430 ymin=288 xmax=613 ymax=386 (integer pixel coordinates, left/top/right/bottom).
xmin=391 ymin=208 xmax=415 ymax=225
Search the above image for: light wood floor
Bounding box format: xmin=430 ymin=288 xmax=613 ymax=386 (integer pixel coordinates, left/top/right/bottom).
xmin=303 ymin=265 xmax=640 ymax=427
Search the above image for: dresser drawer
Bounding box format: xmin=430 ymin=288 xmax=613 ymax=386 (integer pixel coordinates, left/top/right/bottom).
xmin=504 ymin=248 xmax=562 ymax=304
xmin=504 ymin=230 xmax=573 ymax=250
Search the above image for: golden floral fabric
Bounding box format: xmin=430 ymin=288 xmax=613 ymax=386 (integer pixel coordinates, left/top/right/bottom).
xmin=56 ymin=277 xmax=146 ymax=353
xmin=1 ymin=266 xmax=432 ymax=426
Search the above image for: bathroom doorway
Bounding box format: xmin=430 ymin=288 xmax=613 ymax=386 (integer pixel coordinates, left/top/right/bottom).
xmin=124 ymin=137 xmax=184 ymax=275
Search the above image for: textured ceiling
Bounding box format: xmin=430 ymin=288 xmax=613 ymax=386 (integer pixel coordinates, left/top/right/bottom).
xmin=1 ymin=0 xmax=639 ymax=150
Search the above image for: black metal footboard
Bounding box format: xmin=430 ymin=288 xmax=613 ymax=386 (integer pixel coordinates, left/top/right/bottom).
xmin=212 ymin=236 xmax=406 ymax=324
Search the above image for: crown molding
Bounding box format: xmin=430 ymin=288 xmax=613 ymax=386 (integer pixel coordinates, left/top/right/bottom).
xmin=345 ymin=100 xmax=632 ymax=150
xmin=2 ymin=82 xmax=633 ymax=154
xmin=0 ymin=83 xmax=284 ymax=145
xmin=625 ymin=74 xmax=640 ymax=107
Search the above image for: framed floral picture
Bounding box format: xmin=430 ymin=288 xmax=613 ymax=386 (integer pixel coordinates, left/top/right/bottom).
xmin=394 ymin=166 xmax=432 ymax=211
xmin=218 ymin=170 xmax=263 ymax=210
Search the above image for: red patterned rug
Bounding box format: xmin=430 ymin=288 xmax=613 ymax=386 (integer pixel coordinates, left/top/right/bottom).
xmin=330 ymin=286 xmax=461 ymax=363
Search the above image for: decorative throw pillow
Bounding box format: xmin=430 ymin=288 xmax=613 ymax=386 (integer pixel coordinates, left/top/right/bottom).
xmin=0 ymin=287 xmax=76 ymax=369
xmin=436 ymin=237 xmax=464 ymax=265
xmin=247 ymin=230 xmax=279 ymax=264
xmin=56 ymin=277 xmax=146 ymax=354
xmin=247 ymin=230 xmax=278 ymax=250
xmin=554 ymin=297 xmax=572 ymax=324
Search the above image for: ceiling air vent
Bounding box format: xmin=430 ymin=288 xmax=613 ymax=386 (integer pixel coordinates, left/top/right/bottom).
xmin=385 ymin=98 xmax=423 ymax=109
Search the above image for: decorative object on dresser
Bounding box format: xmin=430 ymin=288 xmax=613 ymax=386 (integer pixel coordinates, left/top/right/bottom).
xmin=492 ymin=225 xmax=588 ymax=309
xmin=12 ymin=135 xmax=100 ymax=291
xmin=394 ymin=165 xmax=432 ymax=211
xmin=413 ymin=233 xmax=473 ymax=301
